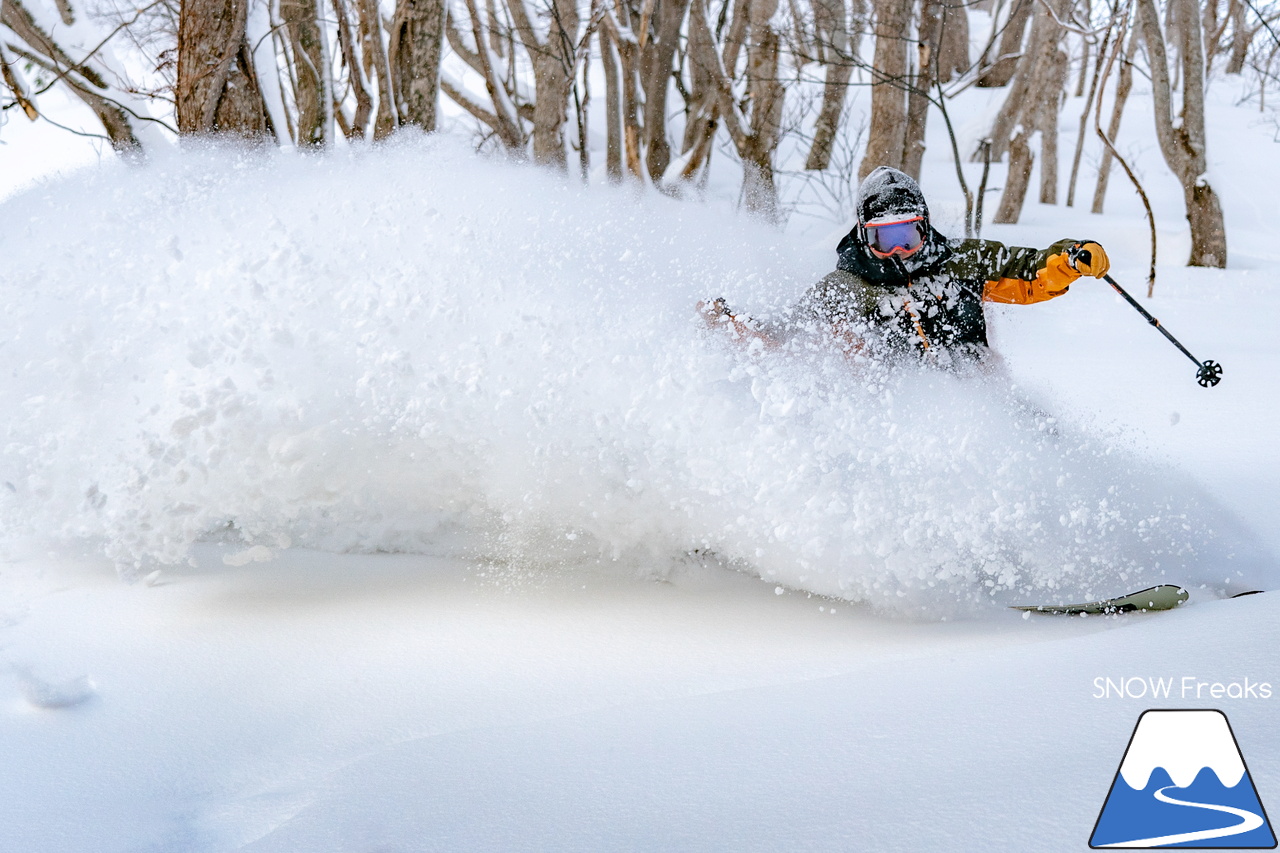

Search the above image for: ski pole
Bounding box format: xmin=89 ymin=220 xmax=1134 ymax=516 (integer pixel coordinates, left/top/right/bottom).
xmin=1102 ymin=273 xmax=1222 ymax=388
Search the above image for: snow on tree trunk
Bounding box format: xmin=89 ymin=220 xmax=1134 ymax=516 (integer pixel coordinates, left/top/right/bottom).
xmin=2 ymin=0 xmax=149 ymax=150
xmin=1136 ymin=0 xmax=1228 ymax=267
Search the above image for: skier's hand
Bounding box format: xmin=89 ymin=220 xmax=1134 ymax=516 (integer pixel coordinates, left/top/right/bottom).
xmin=1069 ymin=241 xmax=1110 ymax=278
xmin=696 ymin=297 xmax=733 ymax=327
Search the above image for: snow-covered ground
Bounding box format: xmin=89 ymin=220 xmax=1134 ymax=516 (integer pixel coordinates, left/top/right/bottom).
xmin=1 ymin=63 xmax=1278 ymax=851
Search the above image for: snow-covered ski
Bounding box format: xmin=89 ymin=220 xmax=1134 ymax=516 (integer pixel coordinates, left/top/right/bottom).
xmin=1011 ymin=584 xmax=1188 ymax=615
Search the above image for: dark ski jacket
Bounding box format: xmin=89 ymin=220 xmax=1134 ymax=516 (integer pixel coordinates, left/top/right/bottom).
xmin=794 ymin=226 xmax=1083 ymax=360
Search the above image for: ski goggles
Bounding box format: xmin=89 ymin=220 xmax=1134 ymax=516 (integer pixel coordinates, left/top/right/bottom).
xmin=866 ymin=216 xmax=925 ymax=257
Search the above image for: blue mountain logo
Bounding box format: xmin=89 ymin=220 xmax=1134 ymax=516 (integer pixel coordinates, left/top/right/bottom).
xmin=1091 ymin=709 xmax=1276 ymax=848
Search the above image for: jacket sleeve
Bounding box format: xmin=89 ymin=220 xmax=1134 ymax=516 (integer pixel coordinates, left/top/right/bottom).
xmin=952 ymin=238 xmax=1081 ymax=305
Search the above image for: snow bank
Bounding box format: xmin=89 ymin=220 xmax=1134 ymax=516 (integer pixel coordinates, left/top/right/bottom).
xmin=0 ymin=139 xmax=1261 ymax=615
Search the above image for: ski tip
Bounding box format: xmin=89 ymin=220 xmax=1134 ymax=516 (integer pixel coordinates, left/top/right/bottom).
xmin=1230 ymin=589 xmax=1266 ymax=598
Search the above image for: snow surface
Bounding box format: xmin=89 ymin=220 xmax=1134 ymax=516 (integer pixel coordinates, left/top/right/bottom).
xmin=0 ymin=55 xmax=1278 ymax=853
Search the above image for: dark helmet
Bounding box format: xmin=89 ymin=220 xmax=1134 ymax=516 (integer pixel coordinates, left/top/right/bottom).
xmin=857 ymin=166 xmax=929 ymax=226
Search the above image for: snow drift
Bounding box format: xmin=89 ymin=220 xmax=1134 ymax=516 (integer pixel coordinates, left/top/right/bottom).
xmin=0 ymin=139 xmax=1263 ymax=615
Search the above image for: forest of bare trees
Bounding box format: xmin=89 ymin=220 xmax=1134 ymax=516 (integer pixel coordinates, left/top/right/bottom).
xmin=3 ymin=0 xmax=1279 ymax=264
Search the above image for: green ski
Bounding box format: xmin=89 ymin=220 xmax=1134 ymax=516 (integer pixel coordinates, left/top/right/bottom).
xmin=1011 ymin=584 xmax=1189 ymax=615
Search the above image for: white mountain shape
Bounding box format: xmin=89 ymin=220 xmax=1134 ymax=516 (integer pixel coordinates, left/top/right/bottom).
xmin=1119 ymin=710 xmax=1247 ymax=790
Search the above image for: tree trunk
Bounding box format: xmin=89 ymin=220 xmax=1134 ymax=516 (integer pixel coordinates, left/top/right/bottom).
xmin=1186 ymin=181 xmax=1228 ymax=267
xmin=902 ymin=0 xmax=942 ymax=180
xmin=601 ymin=9 xmax=645 ymax=181
xmin=333 ymin=0 xmax=373 ymax=139
xmin=685 ymin=0 xmax=785 ymax=218
xmin=861 ymin=0 xmax=912 ymax=178
xmin=993 ymin=127 xmax=1033 ymax=223
xmin=1226 ymin=0 xmax=1248 ymax=73
xmin=976 ymin=0 xmax=1031 ymax=87
xmin=1037 ymin=47 xmax=1066 ymax=203
xmin=985 ymin=0 xmax=1067 ymax=165
xmin=805 ymin=0 xmax=859 ymax=170
xmin=281 ymin=0 xmax=327 ymax=144
xmin=509 ymin=0 xmax=580 ymax=167
xmin=937 ymin=1 xmax=969 ymax=81
xmin=176 ymin=0 xmax=270 ymax=137
xmin=1091 ymin=29 xmax=1134 ymax=214
xmin=1136 ymin=0 xmax=1227 ymax=266
xmin=641 ymin=0 xmax=694 ymax=183
xmin=678 ymin=0 xmax=722 ymax=183
xmin=741 ymin=0 xmax=785 ymax=217
xmin=358 ymin=0 xmax=399 ymax=137
xmin=600 ymin=27 xmax=624 ymax=182
xmin=391 ymin=0 xmax=446 ymax=130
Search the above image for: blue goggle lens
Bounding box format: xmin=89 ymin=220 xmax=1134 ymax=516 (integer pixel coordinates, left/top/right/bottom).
xmin=868 ymin=220 xmax=924 ymax=254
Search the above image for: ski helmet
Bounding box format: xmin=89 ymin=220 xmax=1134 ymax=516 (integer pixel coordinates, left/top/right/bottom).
xmin=857 ymin=166 xmax=929 ymax=226
xmin=856 ymin=167 xmax=931 ymax=259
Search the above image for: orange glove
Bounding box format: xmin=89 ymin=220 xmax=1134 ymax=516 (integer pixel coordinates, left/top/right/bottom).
xmin=1069 ymin=241 xmax=1110 ymax=278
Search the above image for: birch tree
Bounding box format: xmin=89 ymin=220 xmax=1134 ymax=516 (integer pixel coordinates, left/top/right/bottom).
xmin=686 ymin=0 xmax=786 ymax=218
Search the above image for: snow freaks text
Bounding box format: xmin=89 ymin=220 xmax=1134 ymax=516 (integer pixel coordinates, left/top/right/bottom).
xmin=1093 ymin=677 xmax=1273 ymax=700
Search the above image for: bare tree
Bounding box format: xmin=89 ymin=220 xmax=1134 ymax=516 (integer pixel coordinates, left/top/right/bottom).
xmin=901 ymin=0 xmax=946 ymax=180
xmin=860 ymin=0 xmax=911 ymax=178
xmin=1226 ymin=0 xmax=1250 ymax=72
xmin=986 ymin=0 xmax=1070 ymax=221
xmin=176 ymin=0 xmax=271 ymax=137
xmin=391 ymin=0 xmax=447 ymax=131
xmin=686 ymin=0 xmax=786 ymax=218
xmin=1091 ymin=23 xmax=1137 ymax=214
xmin=977 ymin=0 xmax=1031 ymax=87
xmin=1136 ymin=0 xmax=1228 ymax=267
xmin=510 ymin=0 xmax=581 ymax=166
xmin=805 ymin=0 xmax=863 ymax=170
xmin=2 ymin=0 xmax=161 ymax=150
xmin=281 ymin=0 xmax=328 ymax=144
xmin=640 ymin=0 xmax=693 ymax=183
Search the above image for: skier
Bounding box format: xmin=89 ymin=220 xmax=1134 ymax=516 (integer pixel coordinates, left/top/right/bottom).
xmin=701 ymin=166 xmax=1111 ymax=364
